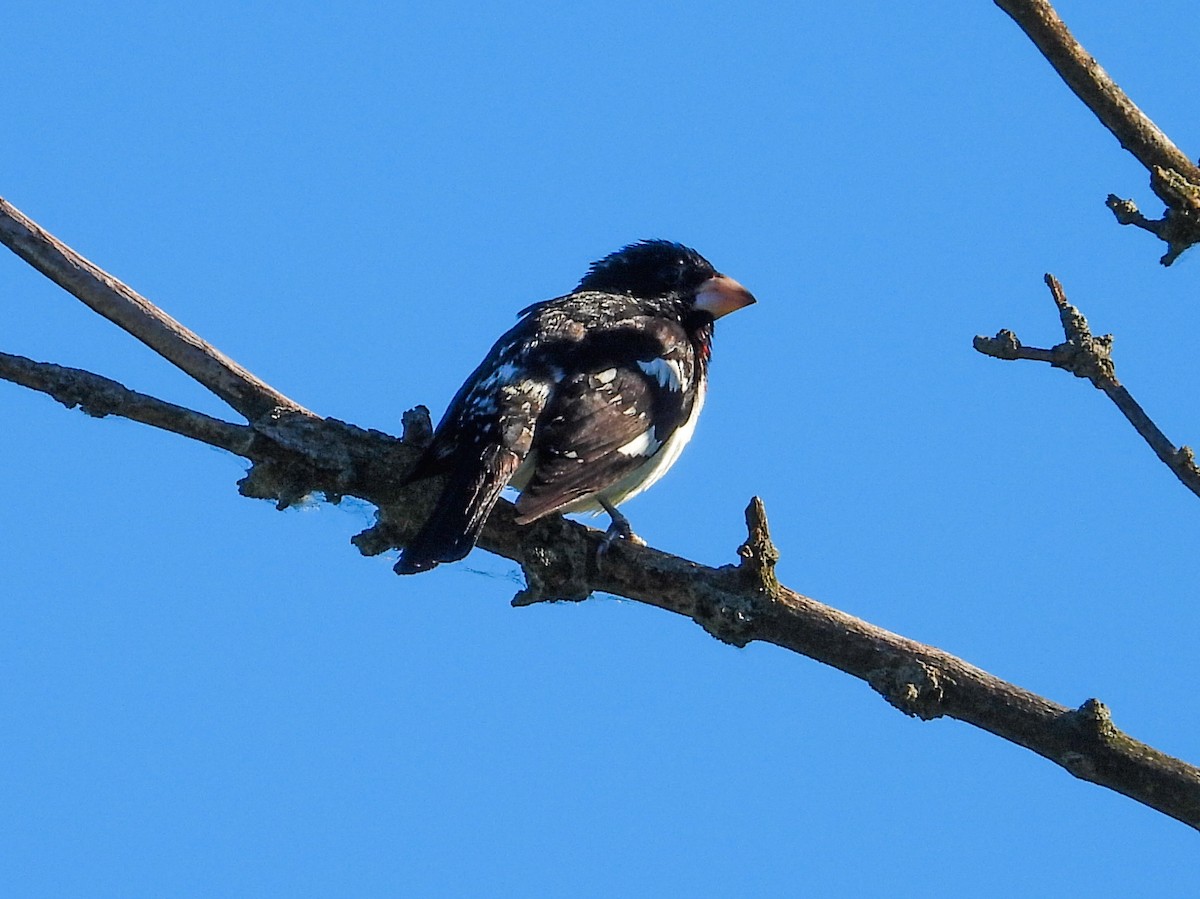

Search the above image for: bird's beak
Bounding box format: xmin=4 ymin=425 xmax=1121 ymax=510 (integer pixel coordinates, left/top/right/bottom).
xmin=695 ymin=274 xmax=756 ymax=319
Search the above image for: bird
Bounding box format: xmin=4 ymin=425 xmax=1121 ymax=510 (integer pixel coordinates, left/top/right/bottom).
xmin=396 ymin=239 xmax=755 ymax=574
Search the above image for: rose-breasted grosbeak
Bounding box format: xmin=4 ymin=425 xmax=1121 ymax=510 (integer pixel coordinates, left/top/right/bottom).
xmin=396 ymin=239 xmax=755 ymax=574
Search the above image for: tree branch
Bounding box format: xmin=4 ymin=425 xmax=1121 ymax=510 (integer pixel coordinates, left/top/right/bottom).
xmin=485 ymin=501 xmax=1200 ymax=829
xmin=994 ymin=0 xmax=1200 ymax=264
xmin=994 ymin=0 xmax=1198 ymax=181
xmin=0 ymin=197 xmax=312 ymax=420
xmin=5 ymin=215 xmax=1199 ymax=828
xmin=974 ymin=274 xmax=1200 ymax=499
xmin=0 ymin=351 xmax=257 ymax=456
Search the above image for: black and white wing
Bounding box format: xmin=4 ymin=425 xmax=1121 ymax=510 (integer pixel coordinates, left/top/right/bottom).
xmin=513 ymin=315 xmax=703 ymax=524
xmin=396 ymin=316 xmax=557 ymax=573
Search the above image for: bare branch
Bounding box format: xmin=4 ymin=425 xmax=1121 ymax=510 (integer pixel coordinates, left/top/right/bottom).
xmin=460 ymin=497 xmax=1200 ymax=830
xmin=995 ymin=0 xmax=1200 ymax=263
xmin=5 ymin=202 xmax=1198 ymax=829
xmin=0 ymin=197 xmax=312 ymax=420
xmin=8 ymin=345 xmax=1199 ymax=828
xmin=0 ymin=351 xmax=257 ymax=456
xmin=994 ymin=0 xmax=1198 ymax=182
xmin=975 ymin=274 xmax=1200 ymax=498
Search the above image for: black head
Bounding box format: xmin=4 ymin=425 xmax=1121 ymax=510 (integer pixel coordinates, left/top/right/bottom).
xmin=576 ymin=240 xmax=756 ymax=321
xmin=576 ymin=240 xmax=718 ymax=300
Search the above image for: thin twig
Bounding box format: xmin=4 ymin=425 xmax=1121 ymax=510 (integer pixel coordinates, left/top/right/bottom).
xmin=974 ymin=274 xmax=1200 ymax=498
xmin=0 ymin=351 xmax=257 ymax=456
xmin=0 ymin=197 xmax=312 ymax=421
xmin=994 ymin=0 xmax=1200 ymax=263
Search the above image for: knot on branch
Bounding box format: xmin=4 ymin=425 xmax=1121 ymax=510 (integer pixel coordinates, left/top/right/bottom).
xmin=868 ymin=658 xmax=946 ymax=721
xmin=511 ymin=525 xmax=593 ymax=607
xmin=239 ymin=458 xmax=323 ymax=510
xmin=1172 ymin=445 xmax=1200 ymax=479
xmin=1057 ymin=698 xmax=1120 ymax=781
xmin=1065 ymin=698 xmax=1117 ymax=741
xmin=1048 ymin=333 xmax=1116 ymax=387
xmin=737 ymin=496 xmax=780 ymax=593
xmin=691 ymin=592 xmax=757 ymax=648
xmin=401 ymin=405 xmax=434 ymax=448
xmin=973 ymin=329 xmax=1022 ymax=360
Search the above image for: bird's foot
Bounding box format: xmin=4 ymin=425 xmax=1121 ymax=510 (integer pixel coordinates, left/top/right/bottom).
xmin=597 ymin=499 xmax=645 ymax=560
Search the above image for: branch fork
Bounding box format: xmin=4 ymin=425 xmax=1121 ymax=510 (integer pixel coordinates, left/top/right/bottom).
xmin=975 ymin=274 xmax=1200 ymax=499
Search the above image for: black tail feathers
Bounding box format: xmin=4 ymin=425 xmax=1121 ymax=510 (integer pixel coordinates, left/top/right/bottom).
xmin=396 ymin=445 xmax=520 ymax=574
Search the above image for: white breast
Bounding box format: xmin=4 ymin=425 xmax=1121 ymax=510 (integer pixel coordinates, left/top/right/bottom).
xmin=591 ymin=379 xmax=706 ymax=510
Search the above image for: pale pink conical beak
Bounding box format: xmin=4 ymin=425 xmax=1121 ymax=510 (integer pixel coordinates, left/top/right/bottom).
xmin=695 ymin=274 xmax=756 ymax=319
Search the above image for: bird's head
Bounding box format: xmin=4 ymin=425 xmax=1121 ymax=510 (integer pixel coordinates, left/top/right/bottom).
xmin=577 ymin=240 xmax=756 ymax=320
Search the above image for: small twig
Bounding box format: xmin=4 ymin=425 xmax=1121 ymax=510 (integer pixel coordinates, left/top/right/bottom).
xmin=975 ymin=274 xmax=1200 ymax=499
xmin=0 ymin=350 xmax=256 ymax=456
xmin=0 ymin=197 xmax=312 ymax=420
xmin=1107 ymin=176 xmax=1200 ymax=266
xmin=994 ymin=0 xmax=1200 ymax=264
xmin=737 ymin=495 xmax=780 ymax=593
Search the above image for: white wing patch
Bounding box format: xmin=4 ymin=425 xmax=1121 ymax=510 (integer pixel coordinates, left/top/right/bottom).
xmin=595 ymin=380 xmax=706 ymax=508
xmin=616 ymin=429 xmax=659 ymax=457
xmin=637 ymin=358 xmax=686 ymax=392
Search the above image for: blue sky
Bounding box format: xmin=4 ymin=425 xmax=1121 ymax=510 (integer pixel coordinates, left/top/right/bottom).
xmin=3 ymin=1 xmax=1199 ymax=895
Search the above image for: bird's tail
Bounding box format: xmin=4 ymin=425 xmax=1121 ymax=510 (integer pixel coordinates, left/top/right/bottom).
xmin=396 ymin=444 xmax=520 ymax=574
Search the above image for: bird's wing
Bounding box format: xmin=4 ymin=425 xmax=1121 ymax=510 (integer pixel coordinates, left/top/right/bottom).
xmin=513 ymin=315 xmax=698 ymax=523
xmin=397 ymin=313 xmax=557 ymax=571
xmin=403 ymin=312 xmax=549 ymax=481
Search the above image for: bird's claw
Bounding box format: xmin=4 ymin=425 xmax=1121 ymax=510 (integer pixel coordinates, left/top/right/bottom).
xmin=596 ymin=500 xmax=645 ymax=561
